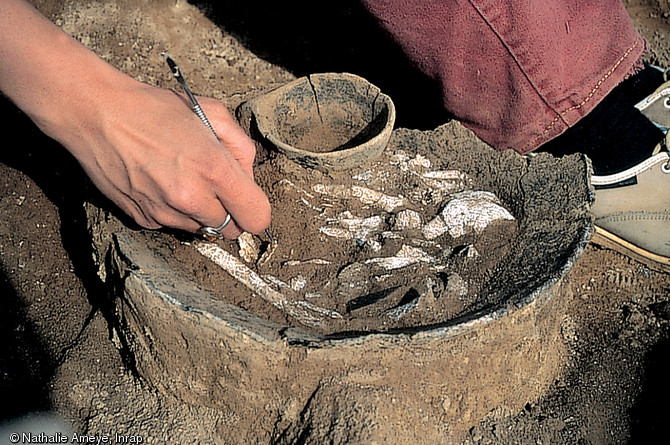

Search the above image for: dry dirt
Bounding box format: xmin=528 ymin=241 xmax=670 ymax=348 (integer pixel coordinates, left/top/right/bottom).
xmin=1 ymin=0 xmax=670 ymax=444
xmin=159 ymin=128 xmax=525 ymax=334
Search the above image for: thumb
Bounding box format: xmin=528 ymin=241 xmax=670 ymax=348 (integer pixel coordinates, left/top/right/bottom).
xmin=208 ymin=143 xmax=272 ymax=235
xmin=200 ymin=97 xmax=257 ymax=179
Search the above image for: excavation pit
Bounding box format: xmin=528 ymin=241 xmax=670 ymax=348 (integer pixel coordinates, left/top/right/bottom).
xmin=88 ymin=116 xmax=593 ymax=441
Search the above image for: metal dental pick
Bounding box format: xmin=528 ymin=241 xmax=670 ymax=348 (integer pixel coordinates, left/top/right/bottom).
xmin=161 ymin=52 xmax=275 ymax=243
xmin=162 ymin=52 xmax=217 ymax=136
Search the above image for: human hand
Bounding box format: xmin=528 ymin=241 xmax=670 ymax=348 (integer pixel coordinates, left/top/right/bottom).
xmin=61 ymin=81 xmax=271 ymax=238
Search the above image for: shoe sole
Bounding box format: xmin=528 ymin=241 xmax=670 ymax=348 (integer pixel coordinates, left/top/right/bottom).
xmin=592 ymin=225 xmax=670 ymax=273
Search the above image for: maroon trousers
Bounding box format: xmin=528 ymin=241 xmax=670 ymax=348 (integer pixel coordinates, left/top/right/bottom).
xmin=361 ymin=0 xmax=647 ymax=154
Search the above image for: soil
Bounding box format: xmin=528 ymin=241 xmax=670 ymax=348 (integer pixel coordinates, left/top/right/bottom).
xmin=1 ymin=0 xmax=670 ymax=444
xmin=157 ymin=125 xmax=523 ymax=335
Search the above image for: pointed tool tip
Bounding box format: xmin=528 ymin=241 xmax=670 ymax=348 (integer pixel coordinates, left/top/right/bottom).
xmin=161 ymin=52 xmax=174 ymax=64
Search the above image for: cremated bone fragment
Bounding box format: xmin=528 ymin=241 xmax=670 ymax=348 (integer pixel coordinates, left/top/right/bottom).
xmin=365 ymin=244 xmax=435 ymax=270
xmin=237 ymin=232 xmax=260 ymax=264
xmin=312 ymin=184 xmax=406 ymax=212
xmin=422 ymin=191 xmax=515 ymax=240
xmin=194 ymin=241 xmax=340 ymax=326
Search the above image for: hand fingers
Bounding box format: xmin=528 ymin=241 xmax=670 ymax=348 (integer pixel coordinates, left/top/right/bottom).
xmin=117 ymin=90 xmax=269 ymax=238
xmin=157 ymin=150 xmax=268 ymax=240
xmin=199 ymin=98 xmax=258 ymax=178
xmin=149 ymin=180 xmax=246 ymax=239
xmin=206 ymin=156 xmax=272 ymax=235
xmin=191 ymin=98 xmax=271 ymax=235
xmin=154 ymin=166 xmax=267 ymax=238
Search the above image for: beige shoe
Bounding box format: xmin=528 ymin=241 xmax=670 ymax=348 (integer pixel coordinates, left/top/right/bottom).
xmin=591 ymin=144 xmax=670 ymax=272
xmin=635 ymin=75 xmax=670 ymax=133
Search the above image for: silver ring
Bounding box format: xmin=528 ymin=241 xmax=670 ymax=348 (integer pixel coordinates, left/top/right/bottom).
xmin=200 ymin=213 xmax=232 ymax=238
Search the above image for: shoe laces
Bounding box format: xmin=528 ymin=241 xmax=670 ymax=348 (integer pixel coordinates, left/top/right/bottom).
xmin=658 ymin=132 xmax=670 ymax=173
xmin=663 ymin=140 xmax=670 ymax=173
